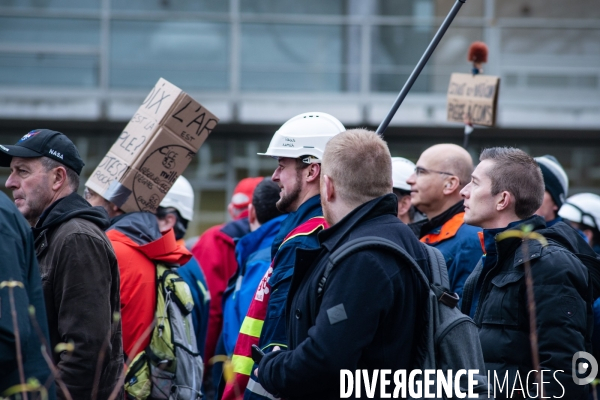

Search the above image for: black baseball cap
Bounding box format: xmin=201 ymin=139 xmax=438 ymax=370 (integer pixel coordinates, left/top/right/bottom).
xmin=0 ymin=129 xmax=85 ymax=175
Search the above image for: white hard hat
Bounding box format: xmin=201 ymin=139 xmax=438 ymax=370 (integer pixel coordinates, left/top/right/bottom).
xmin=160 ymin=176 xmax=194 ymax=221
xmin=558 ymin=193 xmax=600 ymax=229
xmin=392 ymin=157 xmax=415 ymax=192
xmin=258 ymin=112 xmax=345 ymax=163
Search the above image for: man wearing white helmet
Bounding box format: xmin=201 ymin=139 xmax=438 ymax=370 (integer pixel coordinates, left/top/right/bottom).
xmin=222 ymin=112 xmax=345 ymax=400
xmin=560 ymin=193 xmax=600 ymax=254
xmin=392 ymin=156 xmax=420 ymax=224
xmin=560 ymin=192 xmax=600 ymax=391
xmin=156 ymin=176 xmax=211 ymax=359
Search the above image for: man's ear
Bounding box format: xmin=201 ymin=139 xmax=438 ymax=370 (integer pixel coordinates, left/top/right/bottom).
xmin=496 ymin=191 xmax=513 ymax=212
xmin=323 ymin=174 xmax=335 ymax=202
xmin=442 ymin=175 xmax=461 ymax=195
xmin=51 ymin=166 xmax=69 ymax=191
xmin=248 ymin=203 xmax=257 ymax=225
xmin=398 ymin=195 xmax=412 ymax=216
xmin=305 ymin=163 xmax=321 ymax=184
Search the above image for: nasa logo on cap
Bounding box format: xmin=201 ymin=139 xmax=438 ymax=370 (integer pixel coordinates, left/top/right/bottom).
xmin=19 ymin=130 xmax=41 ymax=142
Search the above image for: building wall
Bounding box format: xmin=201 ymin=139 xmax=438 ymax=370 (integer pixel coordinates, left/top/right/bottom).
xmin=0 ymin=0 xmax=598 ymax=236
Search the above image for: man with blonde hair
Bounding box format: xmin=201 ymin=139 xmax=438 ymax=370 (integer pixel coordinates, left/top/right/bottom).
xmin=255 ymin=129 xmax=430 ymax=398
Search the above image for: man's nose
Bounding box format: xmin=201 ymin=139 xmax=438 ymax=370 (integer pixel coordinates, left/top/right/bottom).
xmin=5 ymin=173 xmax=17 ymax=190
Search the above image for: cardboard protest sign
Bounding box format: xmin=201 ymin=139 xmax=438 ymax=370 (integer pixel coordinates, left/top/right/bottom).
xmin=86 ymin=78 xmax=219 ymax=213
xmin=446 ymin=73 xmax=500 ymax=126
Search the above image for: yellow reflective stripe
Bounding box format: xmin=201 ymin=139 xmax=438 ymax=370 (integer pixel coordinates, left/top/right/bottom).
xmin=232 ymin=355 xmax=254 ymax=375
xmin=239 ymin=316 xmax=264 ymax=338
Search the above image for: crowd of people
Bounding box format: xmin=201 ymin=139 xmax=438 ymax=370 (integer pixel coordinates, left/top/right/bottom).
xmin=0 ymin=114 xmax=600 ymax=400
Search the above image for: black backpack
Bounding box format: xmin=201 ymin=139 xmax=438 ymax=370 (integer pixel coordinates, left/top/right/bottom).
xmin=318 ymin=237 xmax=491 ymax=399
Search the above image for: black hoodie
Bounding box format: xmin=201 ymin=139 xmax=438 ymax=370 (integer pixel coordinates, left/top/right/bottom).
xmin=34 ymin=192 xmax=123 ymax=400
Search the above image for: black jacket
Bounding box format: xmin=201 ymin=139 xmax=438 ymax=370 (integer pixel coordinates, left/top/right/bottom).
xmin=258 ymin=194 xmax=430 ymax=399
xmin=33 ymin=192 xmax=123 ymax=400
xmin=461 ymin=216 xmax=594 ymax=400
xmin=0 ymin=192 xmax=55 ymax=398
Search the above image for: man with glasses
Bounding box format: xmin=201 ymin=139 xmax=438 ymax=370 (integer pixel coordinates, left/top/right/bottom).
xmin=406 ymin=143 xmax=482 ymax=298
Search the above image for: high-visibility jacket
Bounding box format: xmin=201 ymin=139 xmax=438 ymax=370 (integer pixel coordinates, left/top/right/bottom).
xmin=222 ymin=195 xmax=325 ymax=400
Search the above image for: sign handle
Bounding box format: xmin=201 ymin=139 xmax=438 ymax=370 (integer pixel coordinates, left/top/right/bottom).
xmin=376 ymin=0 xmax=468 ymax=136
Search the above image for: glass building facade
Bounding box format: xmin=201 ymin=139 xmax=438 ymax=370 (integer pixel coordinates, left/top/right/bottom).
xmin=0 ymin=0 xmax=598 ymax=235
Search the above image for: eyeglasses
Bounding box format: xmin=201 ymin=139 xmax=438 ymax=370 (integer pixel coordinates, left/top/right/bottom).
xmin=414 ymin=166 xmax=455 ymax=178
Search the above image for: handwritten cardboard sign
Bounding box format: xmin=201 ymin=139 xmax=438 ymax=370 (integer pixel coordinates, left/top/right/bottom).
xmin=447 ymin=73 xmax=500 ymax=127
xmin=85 ymin=78 xmax=219 ymax=213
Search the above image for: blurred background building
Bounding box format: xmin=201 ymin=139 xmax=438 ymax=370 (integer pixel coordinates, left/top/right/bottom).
xmin=0 ymin=0 xmax=598 ymax=235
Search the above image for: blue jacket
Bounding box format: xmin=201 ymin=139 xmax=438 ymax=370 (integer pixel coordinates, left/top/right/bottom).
xmin=0 ymin=191 xmax=55 ymax=399
xmin=258 ymin=194 xmax=429 ymax=399
xmin=177 ymin=254 xmax=211 ymax=359
xmin=222 ymin=214 xmax=287 ymax=355
xmin=244 ymin=195 xmax=325 ymax=400
xmin=416 ymin=200 xmax=482 ymax=298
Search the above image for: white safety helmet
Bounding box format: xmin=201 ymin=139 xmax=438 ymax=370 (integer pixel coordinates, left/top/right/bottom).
xmin=391 ymin=157 xmax=415 ymax=192
xmin=160 ymin=176 xmax=194 ymax=221
xmin=558 ymin=193 xmax=600 ymax=230
xmin=258 ymin=112 xmax=345 ymax=163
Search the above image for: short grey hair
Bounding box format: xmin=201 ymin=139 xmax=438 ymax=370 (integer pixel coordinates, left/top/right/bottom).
xmin=40 ymin=157 xmax=80 ymax=192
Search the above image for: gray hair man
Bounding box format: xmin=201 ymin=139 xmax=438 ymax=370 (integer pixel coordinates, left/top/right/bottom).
xmin=0 ymin=129 xmax=123 ymax=399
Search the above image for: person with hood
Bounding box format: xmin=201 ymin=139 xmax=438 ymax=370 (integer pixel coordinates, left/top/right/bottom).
xmin=459 ymin=147 xmax=595 ymax=399
xmin=0 ymin=129 xmax=123 ymax=400
xmin=83 ymin=184 xmax=192 ymax=360
xmin=221 ymin=178 xmax=286 ymax=357
xmin=191 ymin=177 xmax=263 ymax=366
xmin=155 ymin=176 xmax=211 ymax=359
xmin=0 ymin=190 xmax=55 ymax=399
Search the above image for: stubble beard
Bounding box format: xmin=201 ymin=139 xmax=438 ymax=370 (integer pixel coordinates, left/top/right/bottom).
xmin=276 ymin=172 xmax=303 ymax=213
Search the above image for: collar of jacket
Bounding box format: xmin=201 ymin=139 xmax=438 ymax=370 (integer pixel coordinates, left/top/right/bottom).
xmin=33 ymin=191 xmax=110 ymax=239
xmin=318 ymin=193 xmax=398 ymax=252
xmin=236 ymin=213 xmax=287 ymax=268
xmin=418 ymin=200 xmax=465 ymax=238
xmin=221 ymin=217 xmax=251 ymax=240
xmin=271 ymin=194 xmax=322 ymax=257
xmin=485 ymin=215 xmax=547 ymax=268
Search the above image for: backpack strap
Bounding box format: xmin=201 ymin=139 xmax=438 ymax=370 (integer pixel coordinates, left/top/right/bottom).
xmin=421 ymin=243 xmax=448 ymax=288
xmin=317 ymin=236 xmax=459 ymax=308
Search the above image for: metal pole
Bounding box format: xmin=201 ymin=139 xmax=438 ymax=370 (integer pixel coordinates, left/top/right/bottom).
xmin=376 ymin=0 xmax=467 ymax=135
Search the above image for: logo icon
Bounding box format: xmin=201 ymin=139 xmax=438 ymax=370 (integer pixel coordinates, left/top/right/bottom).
xmin=572 ymin=351 xmax=598 ymax=385
xmin=19 ymin=130 xmax=40 ymax=142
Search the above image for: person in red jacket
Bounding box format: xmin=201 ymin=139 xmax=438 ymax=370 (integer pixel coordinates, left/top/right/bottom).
xmin=191 ymin=177 xmax=262 ymax=362
xmin=84 ymin=186 xmax=192 ymax=359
